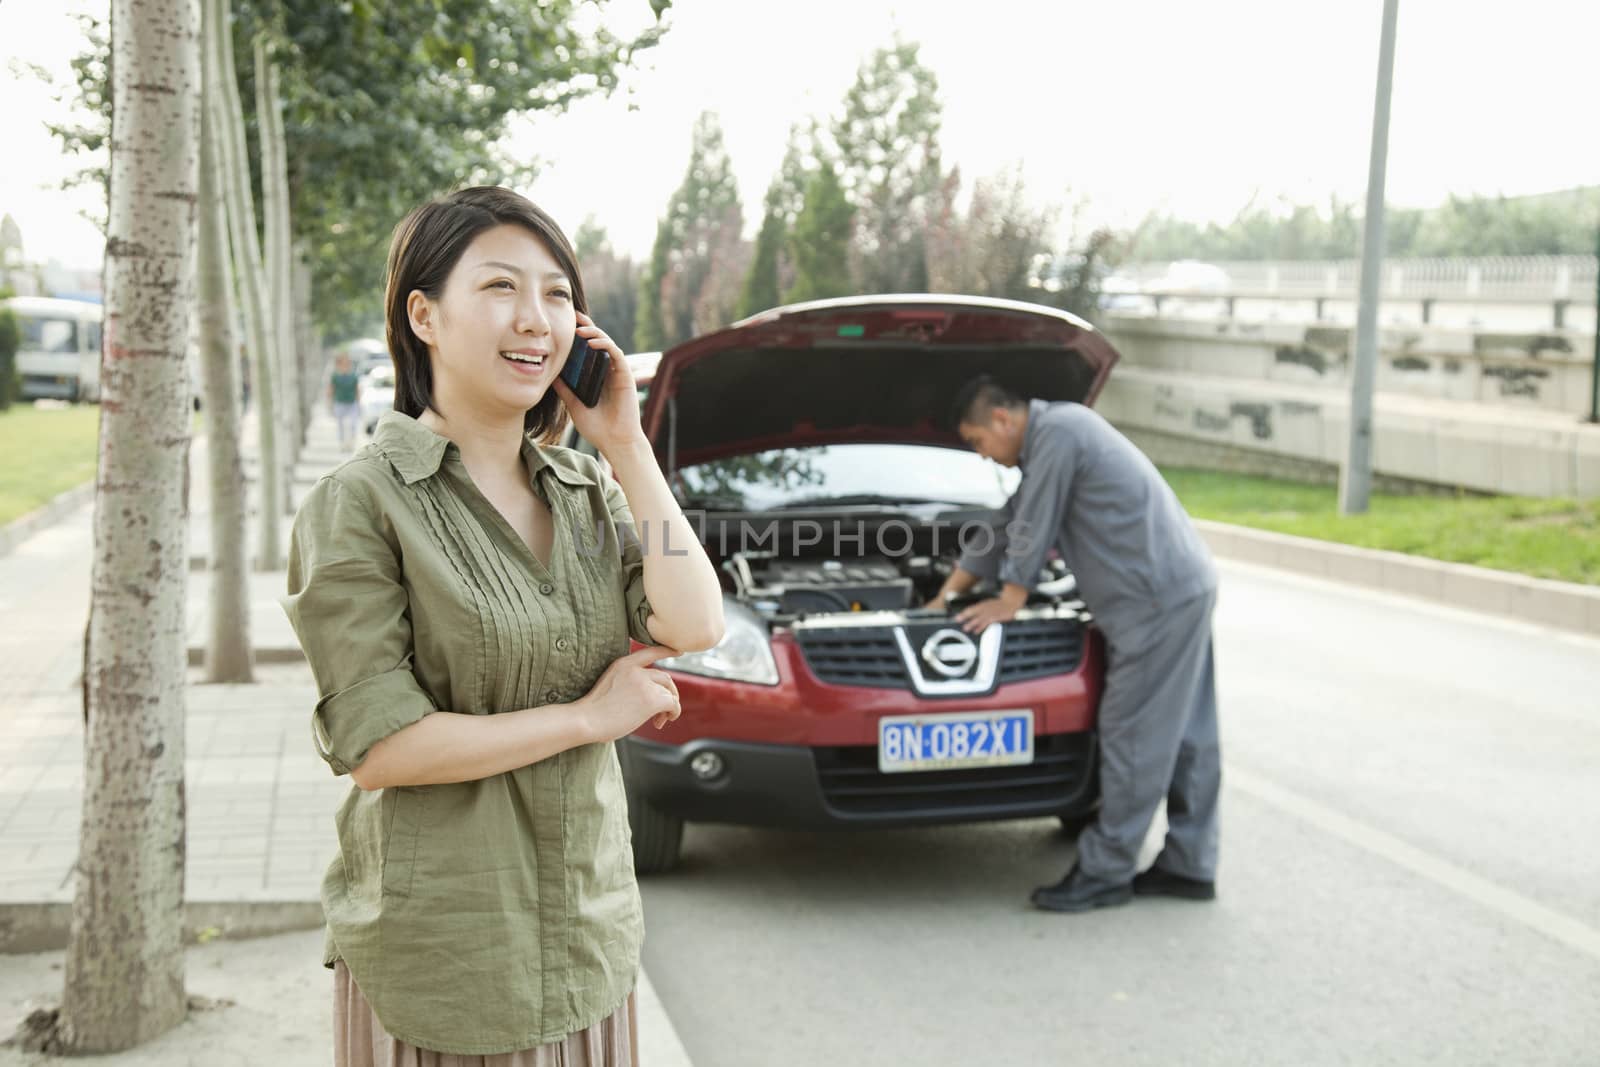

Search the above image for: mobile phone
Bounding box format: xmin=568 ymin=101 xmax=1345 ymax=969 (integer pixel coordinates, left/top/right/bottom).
xmin=559 ymin=335 xmax=611 ymax=407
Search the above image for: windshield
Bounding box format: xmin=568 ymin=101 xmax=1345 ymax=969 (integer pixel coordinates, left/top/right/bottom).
xmin=676 ymin=444 xmax=1019 ymax=511
xmin=19 ymin=315 xmax=80 ymax=354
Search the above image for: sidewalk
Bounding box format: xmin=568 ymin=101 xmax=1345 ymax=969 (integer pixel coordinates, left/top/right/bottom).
xmin=0 ymin=414 xmax=342 ymax=911
xmin=0 ymin=410 xmax=691 ymax=1065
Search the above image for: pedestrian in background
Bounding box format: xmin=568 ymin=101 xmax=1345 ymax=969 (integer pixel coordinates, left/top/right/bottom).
xmin=328 ymin=351 xmax=362 ymax=450
xmin=928 ymin=375 xmax=1222 ymax=913
xmin=284 ymin=185 xmax=725 ymax=1066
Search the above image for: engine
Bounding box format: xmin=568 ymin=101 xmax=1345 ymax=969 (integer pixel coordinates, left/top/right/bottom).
xmin=722 ymin=549 xmax=1079 ymax=623
xmin=725 ymin=552 xmax=946 ymax=617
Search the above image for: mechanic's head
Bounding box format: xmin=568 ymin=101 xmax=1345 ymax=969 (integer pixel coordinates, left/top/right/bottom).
xmin=950 ymin=375 xmax=1029 ymax=467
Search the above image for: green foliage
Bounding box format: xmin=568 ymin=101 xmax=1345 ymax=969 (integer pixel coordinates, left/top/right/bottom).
xmin=1042 ymin=228 xmax=1118 ymax=325
xmin=736 ymin=210 xmax=785 ymax=320
xmin=830 ymin=39 xmax=944 ymax=294
xmin=636 ymin=112 xmax=745 ymax=348
xmin=46 ymin=1 xmax=669 ymax=333
xmin=42 ymin=14 xmax=111 ymax=233
xmin=574 ymin=218 xmax=641 ymax=353
xmin=784 ymin=162 xmax=854 ymax=304
xmin=925 ymin=166 xmax=1058 ymax=302
xmin=1130 ymin=187 xmax=1600 ymax=261
xmin=736 ymin=125 xmax=813 ymax=319
xmin=0 ymin=292 xmax=18 ymax=411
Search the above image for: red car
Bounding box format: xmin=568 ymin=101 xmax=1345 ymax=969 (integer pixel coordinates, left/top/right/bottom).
xmin=572 ymin=295 xmax=1119 ymax=873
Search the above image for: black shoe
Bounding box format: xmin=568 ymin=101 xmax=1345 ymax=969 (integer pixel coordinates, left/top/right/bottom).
xmin=1030 ymin=865 xmax=1133 ymax=913
xmin=1132 ymin=866 xmax=1216 ymax=900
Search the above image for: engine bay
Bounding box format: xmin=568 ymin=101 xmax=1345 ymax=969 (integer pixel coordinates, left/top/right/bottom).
xmin=722 ymin=546 xmax=1080 ymax=625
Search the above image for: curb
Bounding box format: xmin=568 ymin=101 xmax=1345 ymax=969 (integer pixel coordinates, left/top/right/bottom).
xmin=186 ymin=645 xmax=304 ymax=667
xmin=1197 ymin=519 xmax=1600 ymax=637
xmin=0 ymin=482 xmax=94 ymax=559
xmin=0 ymin=899 xmax=324 ymax=955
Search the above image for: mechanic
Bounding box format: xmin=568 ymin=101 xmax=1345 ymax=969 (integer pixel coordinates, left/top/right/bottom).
xmin=925 ymin=375 xmax=1222 ymax=913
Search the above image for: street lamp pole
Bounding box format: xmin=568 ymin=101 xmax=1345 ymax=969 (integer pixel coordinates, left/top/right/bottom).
xmin=1589 ymin=222 xmax=1599 ymax=424
xmin=1339 ymin=0 xmax=1401 ymax=515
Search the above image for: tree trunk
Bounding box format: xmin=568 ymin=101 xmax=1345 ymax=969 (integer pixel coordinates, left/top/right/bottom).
xmin=207 ymin=0 xmax=281 ymax=571
xmin=256 ymin=35 xmax=300 ymax=498
xmin=59 ymin=0 xmax=198 ymax=1050
xmin=292 ymin=240 xmax=320 ymax=437
xmin=197 ymin=25 xmax=253 ymax=685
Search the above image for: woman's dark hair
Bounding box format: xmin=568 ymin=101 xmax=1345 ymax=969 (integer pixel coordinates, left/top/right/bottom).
xmin=384 ymin=185 xmax=586 ymax=443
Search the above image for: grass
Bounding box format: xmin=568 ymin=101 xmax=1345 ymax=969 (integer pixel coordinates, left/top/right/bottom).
xmin=1161 ymin=467 xmax=1600 ymax=586
xmin=0 ymin=403 xmax=101 ymax=526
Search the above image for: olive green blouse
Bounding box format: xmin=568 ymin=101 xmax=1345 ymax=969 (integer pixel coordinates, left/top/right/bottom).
xmin=282 ymin=410 xmax=654 ymax=1055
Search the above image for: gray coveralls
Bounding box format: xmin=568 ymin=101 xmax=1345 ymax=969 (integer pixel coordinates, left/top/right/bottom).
xmin=958 ymin=398 xmax=1222 ymax=883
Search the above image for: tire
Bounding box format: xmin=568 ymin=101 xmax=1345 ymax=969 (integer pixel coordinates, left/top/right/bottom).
xmin=618 ymin=744 xmax=684 ymax=875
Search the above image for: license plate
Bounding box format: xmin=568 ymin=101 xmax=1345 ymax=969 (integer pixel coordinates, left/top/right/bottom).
xmin=877 ymin=709 xmax=1035 ymax=774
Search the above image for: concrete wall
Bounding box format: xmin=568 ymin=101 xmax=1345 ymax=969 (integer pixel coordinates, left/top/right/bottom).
xmin=1102 ymin=316 xmax=1595 ymax=418
xmin=1098 ymin=316 xmax=1600 ymax=498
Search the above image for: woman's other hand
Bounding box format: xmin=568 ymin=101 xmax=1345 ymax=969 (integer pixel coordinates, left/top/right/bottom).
xmin=575 ymin=645 xmax=682 ymax=743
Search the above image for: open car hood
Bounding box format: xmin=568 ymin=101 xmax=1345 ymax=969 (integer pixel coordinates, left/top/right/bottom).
xmin=640 ymin=294 xmax=1119 ymax=468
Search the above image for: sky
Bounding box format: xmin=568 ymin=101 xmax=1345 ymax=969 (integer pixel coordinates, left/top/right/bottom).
xmin=2 ymin=0 xmax=1597 ymax=271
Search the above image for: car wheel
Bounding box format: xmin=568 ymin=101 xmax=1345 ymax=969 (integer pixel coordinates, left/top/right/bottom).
xmin=619 ymin=745 xmax=683 ymax=875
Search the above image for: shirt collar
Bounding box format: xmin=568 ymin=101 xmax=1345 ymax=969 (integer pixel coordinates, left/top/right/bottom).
xmin=373 ymin=410 xmax=596 ymax=488
xmin=1017 ymin=397 xmax=1049 ymax=470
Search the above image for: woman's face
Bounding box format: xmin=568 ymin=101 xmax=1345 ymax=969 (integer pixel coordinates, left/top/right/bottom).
xmin=407 ymin=223 xmax=577 ymax=421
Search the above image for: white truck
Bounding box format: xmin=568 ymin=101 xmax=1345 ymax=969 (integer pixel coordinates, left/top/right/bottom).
xmin=5 ymin=296 xmax=103 ymax=403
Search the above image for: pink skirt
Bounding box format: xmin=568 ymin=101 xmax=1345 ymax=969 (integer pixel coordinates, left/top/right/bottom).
xmin=333 ymin=960 xmax=638 ymax=1067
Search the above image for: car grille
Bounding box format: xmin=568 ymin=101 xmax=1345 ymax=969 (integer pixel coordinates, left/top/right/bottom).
xmin=795 ymin=618 xmax=1085 ymax=690
xmin=996 ymin=620 xmax=1085 ymax=684
xmin=814 ymin=731 xmax=1096 ymax=817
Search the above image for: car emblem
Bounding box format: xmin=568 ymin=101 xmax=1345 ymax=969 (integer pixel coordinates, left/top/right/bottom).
xmin=921 ymin=628 xmax=979 ymax=678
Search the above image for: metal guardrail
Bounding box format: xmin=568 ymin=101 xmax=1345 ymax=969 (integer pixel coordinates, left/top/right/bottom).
xmin=1114 ymin=255 xmax=1599 ymax=326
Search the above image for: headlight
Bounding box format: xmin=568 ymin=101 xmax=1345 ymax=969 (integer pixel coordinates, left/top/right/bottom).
xmin=658 ymin=598 xmax=779 ymax=685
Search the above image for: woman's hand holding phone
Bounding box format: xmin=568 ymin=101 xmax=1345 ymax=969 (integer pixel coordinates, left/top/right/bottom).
xmin=549 ymin=310 xmax=645 ymax=458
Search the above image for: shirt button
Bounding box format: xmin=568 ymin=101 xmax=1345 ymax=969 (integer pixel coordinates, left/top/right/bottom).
xmin=544 ymin=689 xmax=559 ymax=702
xmin=555 ymin=637 xmax=569 ymax=652
xmin=539 ymin=583 xmax=554 ymax=595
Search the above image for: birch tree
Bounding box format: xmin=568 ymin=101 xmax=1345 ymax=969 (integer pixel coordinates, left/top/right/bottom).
xmin=197 ymin=8 xmax=254 ymax=684
xmin=58 ymin=0 xmax=200 ymax=1049
xmin=256 ymin=32 xmax=301 ymax=475
xmin=206 ymin=0 xmax=283 ymax=570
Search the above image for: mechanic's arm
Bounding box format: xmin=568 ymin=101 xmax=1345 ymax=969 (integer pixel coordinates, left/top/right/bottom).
xmin=953 ymin=438 xmax=1074 ymax=634
xmin=926 ymin=498 xmax=1013 ymax=608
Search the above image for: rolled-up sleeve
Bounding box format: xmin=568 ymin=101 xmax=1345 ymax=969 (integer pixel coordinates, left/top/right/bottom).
xmin=283 ymin=476 xmax=437 ymax=776
xmin=600 ymin=473 xmax=657 ymax=645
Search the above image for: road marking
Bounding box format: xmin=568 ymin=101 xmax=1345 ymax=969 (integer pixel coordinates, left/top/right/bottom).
xmin=639 ymin=966 xmax=694 ymax=1067
xmin=1228 ymin=765 xmax=1600 ymax=963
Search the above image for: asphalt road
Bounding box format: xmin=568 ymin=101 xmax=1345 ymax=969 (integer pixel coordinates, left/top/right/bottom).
xmin=640 ymin=560 xmax=1600 ymax=1066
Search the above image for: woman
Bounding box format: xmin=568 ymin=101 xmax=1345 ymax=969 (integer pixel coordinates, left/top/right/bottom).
xmin=284 ymin=185 xmax=725 ymax=1065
